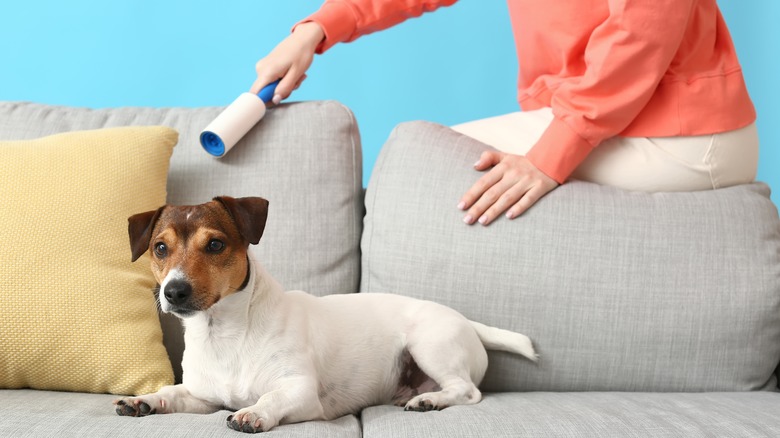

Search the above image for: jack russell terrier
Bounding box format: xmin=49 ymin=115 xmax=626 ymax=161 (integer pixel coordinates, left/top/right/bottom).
xmin=115 ymin=196 xmax=537 ymax=433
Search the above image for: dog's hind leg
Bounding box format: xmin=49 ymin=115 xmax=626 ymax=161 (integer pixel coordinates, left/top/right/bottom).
xmin=114 ymin=384 xmax=221 ymax=416
xmin=402 ymin=313 xmax=489 ymax=412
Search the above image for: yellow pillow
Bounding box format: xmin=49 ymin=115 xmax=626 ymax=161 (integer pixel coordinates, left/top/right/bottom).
xmin=0 ymin=126 xmax=177 ymax=395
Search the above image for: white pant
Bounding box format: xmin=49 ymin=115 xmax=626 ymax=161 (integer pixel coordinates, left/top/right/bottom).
xmin=451 ymin=108 xmax=759 ymax=192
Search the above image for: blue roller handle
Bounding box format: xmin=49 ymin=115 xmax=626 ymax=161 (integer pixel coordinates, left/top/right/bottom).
xmin=258 ymin=79 xmax=281 ymax=102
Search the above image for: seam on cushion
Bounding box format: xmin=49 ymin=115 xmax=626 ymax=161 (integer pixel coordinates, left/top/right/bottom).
xmin=337 ymin=100 xmax=364 ymax=294
xmin=362 ymin=124 xmax=400 ymax=293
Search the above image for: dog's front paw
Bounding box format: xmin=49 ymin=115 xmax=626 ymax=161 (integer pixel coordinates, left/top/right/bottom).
xmin=114 ymin=398 xmax=157 ymax=417
xmin=227 ymin=410 xmax=271 ymax=434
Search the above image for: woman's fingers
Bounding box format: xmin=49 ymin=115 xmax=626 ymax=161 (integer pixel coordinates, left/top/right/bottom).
xmin=460 ymin=153 xmax=559 ymax=225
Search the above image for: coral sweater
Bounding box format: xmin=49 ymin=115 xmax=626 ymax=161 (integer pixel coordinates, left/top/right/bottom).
xmin=298 ymin=0 xmax=756 ymax=183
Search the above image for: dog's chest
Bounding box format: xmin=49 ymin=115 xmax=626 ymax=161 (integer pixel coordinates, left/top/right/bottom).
xmin=181 ymin=318 xmax=283 ymax=410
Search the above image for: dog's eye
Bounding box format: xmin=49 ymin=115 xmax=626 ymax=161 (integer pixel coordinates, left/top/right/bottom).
xmin=206 ymin=239 xmax=225 ymax=253
xmin=154 ymin=243 xmax=167 ymax=258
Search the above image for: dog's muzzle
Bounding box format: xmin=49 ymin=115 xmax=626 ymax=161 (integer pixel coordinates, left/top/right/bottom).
xmin=162 ymin=280 xmax=197 ymax=316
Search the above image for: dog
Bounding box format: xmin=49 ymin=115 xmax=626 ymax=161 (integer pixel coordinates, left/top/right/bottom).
xmin=114 ymin=196 xmax=537 ymax=433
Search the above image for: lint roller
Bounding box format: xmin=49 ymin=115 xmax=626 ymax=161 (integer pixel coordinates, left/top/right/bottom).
xmin=200 ymin=79 xmax=281 ymax=157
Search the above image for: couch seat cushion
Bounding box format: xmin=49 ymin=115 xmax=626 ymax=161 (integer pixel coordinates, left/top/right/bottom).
xmin=0 ymin=389 xmax=362 ymax=438
xmin=362 ymin=392 xmax=780 ymax=438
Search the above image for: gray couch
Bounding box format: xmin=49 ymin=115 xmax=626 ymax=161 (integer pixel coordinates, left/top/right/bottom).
xmin=2 ymin=100 xmax=780 ymax=437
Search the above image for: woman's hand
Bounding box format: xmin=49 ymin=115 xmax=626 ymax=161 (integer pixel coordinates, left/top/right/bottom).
xmin=458 ymin=151 xmax=559 ymax=225
xmin=251 ymin=22 xmax=325 ymax=104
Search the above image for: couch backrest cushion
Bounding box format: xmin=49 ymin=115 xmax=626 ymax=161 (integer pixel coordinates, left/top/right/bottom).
xmin=0 ymin=101 xmax=364 ymax=383
xmin=362 ymin=121 xmax=780 ymax=392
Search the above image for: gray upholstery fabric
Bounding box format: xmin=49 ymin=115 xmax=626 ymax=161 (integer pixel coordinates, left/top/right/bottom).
xmin=5 ymin=389 xmax=777 ymax=438
xmin=0 ymin=389 xmax=361 ymax=438
xmin=4 ymin=101 xmax=780 ymax=437
xmin=362 ymin=121 xmax=780 ymax=393
xmin=361 ymin=392 xmax=780 ymax=438
xmin=0 ymin=101 xmax=364 ymax=383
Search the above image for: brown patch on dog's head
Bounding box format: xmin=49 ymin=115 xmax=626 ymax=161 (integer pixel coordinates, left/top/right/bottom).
xmin=127 ymin=196 xmax=269 ymax=315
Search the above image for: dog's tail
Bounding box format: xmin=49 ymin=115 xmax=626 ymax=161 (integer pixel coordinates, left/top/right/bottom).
xmin=469 ymin=321 xmax=539 ymax=362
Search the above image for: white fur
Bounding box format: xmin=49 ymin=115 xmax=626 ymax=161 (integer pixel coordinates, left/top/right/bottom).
xmin=117 ymin=254 xmax=536 ymax=432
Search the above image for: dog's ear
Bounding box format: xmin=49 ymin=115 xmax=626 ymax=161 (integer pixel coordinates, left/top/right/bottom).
xmin=128 ymin=206 xmax=165 ymax=262
xmin=214 ymin=196 xmax=269 ymax=245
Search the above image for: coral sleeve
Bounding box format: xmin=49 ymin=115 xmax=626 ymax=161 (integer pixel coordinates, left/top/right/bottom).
xmin=294 ymin=0 xmax=458 ymax=53
xmin=526 ymin=0 xmax=697 ymax=183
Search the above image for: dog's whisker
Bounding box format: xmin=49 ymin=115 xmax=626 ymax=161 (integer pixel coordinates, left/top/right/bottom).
xmin=152 ymin=284 xmax=163 ymax=312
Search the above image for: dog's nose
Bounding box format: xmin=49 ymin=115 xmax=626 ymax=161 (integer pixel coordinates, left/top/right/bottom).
xmin=164 ymin=280 xmax=192 ymax=306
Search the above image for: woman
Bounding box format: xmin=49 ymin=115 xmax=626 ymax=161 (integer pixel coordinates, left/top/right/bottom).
xmin=252 ymin=0 xmax=757 ymax=225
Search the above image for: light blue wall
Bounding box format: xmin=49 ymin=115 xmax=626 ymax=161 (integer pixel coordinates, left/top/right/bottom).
xmin=2 ymin=1 xmax=777 ymax=201
xmin=718 ymin=1 xmax=780 ymax=203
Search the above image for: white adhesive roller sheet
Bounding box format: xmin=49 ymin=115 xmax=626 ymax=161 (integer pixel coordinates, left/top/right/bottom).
xmin=200 ymin=80 xmax=279 ymax=157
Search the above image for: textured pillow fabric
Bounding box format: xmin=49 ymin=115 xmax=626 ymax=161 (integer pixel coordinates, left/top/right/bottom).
xmin=0 ymin=126 xmax=177 ymax=395
xmin=362 ymin=121 xmax=780 ymax=392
